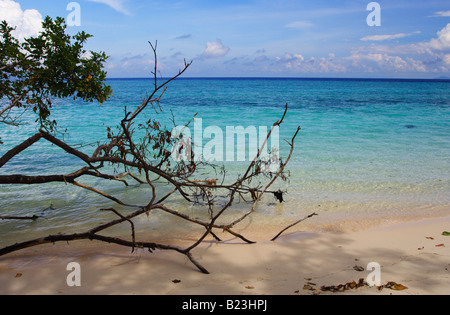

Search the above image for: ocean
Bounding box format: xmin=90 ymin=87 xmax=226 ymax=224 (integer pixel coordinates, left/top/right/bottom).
xmin=1 ymin=78 xmax=449 ymax=244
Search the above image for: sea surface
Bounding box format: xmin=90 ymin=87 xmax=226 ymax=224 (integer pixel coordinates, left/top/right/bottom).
xmin=1 ymin=78 xmax=449 ymax=244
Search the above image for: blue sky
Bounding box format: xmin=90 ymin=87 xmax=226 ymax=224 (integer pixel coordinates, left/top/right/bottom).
xmin=2 ymin=0 xmax=450 ymax=78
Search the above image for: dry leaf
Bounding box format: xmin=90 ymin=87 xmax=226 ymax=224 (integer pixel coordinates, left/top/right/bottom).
xmin=353 ymin=265 xmax=365 ymax=272
xmin=436 ymin=244 xmax=445 ymax=247
xmin=348 ymin=281 xmax=357 ymax=289
xmin=303 ymin=285 xmax=314 ymax=291
xmin=172 ymin=279 xmax=181 ymax=284
xmin=418 ymin=247 xmax=424 ymax=250
xmin=15 ymin=273 xmax=22 ymax=278
xmin=425 ymin=237 xmax=434 ymax=240
xmin=384 ymin=281 xmax=408 ymax=291
xmin=391 ymin=283 xmax=408 ymax=291
xmin=245 ymin=286 xmax=255 ymax=290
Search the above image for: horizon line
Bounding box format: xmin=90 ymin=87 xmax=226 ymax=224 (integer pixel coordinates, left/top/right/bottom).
xmin=105 ymin=76 xmax=450 ymax=81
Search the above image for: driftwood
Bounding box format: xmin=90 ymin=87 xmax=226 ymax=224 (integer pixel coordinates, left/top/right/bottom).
xmin=0 ymin=41 xmax=315 ymax=273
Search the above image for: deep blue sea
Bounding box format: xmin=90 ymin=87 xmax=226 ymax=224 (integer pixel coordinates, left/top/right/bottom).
xmin=1 ymin=78 xmax=449 ymax=243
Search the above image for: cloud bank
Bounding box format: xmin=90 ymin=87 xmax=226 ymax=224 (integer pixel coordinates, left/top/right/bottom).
xmin=245 ymin=23 xmax=450 ymax=75
xmin=0 ymin=0 xmax=43 ymax=40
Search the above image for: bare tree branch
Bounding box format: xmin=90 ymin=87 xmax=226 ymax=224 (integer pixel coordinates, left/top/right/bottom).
xmin=0 ymin=42 xmax=308 ymax=274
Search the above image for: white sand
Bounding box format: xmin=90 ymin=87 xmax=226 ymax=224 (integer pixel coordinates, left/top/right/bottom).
xmin=0 ymin=215 xmax=449 ymax=295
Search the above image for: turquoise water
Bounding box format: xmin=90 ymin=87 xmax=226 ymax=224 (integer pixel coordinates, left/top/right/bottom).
xmin=1 ymin=78 xmax=449 ymax=243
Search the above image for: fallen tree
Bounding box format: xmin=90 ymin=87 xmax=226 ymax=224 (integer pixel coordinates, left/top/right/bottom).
xmin=0 ymin=18 xmax=315 ymax=274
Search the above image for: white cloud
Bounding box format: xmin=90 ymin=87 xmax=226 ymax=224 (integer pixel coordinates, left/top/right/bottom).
xmin=293 ymin=54 xmax=304 ymax=61
xmin=275 ymin=52 xmax=346 ymax=73
xmin=105 ymin=53 xmax=162 ymax=77
xmin=430 ymin=10 xmax=450 ymax=17
xmin=88 ymin=0 xmax=131 ymax=16
xmin=427 ymin=23 xmax=450 ymax=51
xmin=361 ymin=31 xmax=420 ymax=42
xmin=354 ymin=24 xmax=450 ymax=57
xmin=202 ymin=40 xmax=230 ymax=58
xmin=285 ymin=21 xmax=314 ymax=29
xmin=443 ymin=54 xmax=450 ymax=66
xmin=261 ymin=50 xmax=436 ymax=75
xmin=238 ymin=23 xmax=450 ymax=75
xmin=408 ymin=23 xmax=450 ymax=56
xmin=0 ymin=0 xmax=42 ymax=40
xmin=345 ymin=53 xmax=427 ymax=72
xmin=350 ymin=24 xmax=450 ymax=73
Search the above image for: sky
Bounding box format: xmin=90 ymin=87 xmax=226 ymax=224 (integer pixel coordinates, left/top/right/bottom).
xmin=1 ymin=0 xmax=450 ymax=78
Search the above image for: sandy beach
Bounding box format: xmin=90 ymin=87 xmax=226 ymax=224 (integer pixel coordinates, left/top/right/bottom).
xmin=0 ymin=213 xmax=448 ymax=295
xmin=2 ymin=0 xmax=450 ymax=301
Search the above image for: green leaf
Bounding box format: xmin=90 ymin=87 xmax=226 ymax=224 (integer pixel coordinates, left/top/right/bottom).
xmin=0 ymin=16 xmax=112 ymax=132
xmin=442 ymin=231 xmax=450 ymax=236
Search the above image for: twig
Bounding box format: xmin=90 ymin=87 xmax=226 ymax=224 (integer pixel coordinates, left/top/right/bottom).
xmin=72 ymin=181 xmax=139 ymax=208
xmin=0 ymin=215 xmax=40 ymax=221
xmin=101 ymin=208 xmax=137 ymax=252
xmin=271 ymin=213 xmax=318 ymax=241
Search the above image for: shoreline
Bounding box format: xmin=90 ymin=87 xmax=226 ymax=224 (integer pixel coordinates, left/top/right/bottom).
xmin=0 ymin=211 xmax=449 ymax=295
